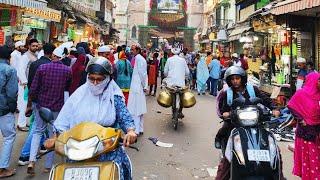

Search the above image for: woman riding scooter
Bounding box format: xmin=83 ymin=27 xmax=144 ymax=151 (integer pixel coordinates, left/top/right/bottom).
xmin=47 ymin=57 xmax=137 ymax=180
xmin=215 ymin=66 xmax=283 ymax=180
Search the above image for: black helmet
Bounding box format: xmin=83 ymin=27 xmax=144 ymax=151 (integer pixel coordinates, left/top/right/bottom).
xmin=86 ymin=57 xmax=113 ymax=75
xmin=224 ymin=66 xmax=247 ymax=87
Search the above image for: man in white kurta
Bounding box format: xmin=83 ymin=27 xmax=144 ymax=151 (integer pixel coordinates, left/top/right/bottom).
xmin=16 ymin=39 xmax=38 ymax=131
xmin=128 ymin=44 xmax=147 ymax=135
xmin=164 ymin=49 xmax=190 ymax=87
xmin=10 ymin=41 xmax=28 ymax=130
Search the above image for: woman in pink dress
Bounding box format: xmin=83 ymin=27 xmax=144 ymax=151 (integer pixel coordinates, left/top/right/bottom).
xmin=287 ymin=72 xmax=320 ymax=180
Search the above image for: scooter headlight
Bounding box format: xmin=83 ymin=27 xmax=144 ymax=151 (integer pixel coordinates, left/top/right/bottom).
xmin=237 ymin=108 xmax=259 ymax=126
xmin=65 ymin=136 xmax=100 ymax=161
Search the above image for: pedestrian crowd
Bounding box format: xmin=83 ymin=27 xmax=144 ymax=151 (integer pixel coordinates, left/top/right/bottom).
xmin=0 ymin=40 xmax=149 ymax=178
xmin=1 ymin=38 xmax=319 ymax=180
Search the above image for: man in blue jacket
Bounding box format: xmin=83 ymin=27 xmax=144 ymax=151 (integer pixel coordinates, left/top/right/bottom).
xmin=0 ymin=45 xmax=18 ymax=178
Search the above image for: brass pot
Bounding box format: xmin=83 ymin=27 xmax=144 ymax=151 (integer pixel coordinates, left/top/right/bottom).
xmin=182 ymin=91 xmax=196 ymax=108
xmin=157 ymin=90 xmax=172 ymax=108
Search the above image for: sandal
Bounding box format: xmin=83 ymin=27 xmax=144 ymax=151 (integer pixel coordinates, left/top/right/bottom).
xmin=27 ymin=162 xmax=35 ymax=175
xmin=0 ymin=168 xmax=16 ymax=178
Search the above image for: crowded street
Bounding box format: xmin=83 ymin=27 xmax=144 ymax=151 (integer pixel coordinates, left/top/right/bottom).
xmin=2 ymin=95 xmax=297 ymax=179
xmin=1 ymin=0 xmax=320 ymax=179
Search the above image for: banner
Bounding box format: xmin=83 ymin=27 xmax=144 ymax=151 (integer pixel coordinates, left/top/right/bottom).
xmin=157 ymin=0 xmax=179 ymax=12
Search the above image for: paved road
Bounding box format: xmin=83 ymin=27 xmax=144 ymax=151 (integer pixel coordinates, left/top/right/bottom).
xmin=2 ymin=92 xmax=298 ymax=179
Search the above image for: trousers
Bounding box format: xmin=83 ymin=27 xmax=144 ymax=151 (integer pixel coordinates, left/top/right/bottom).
xmin=0 ymin=113 xmax=16 ymax=168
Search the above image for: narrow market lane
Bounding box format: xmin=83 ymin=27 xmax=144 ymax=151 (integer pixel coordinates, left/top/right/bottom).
xmin=3 ymin=92 xmax=298 ymax=179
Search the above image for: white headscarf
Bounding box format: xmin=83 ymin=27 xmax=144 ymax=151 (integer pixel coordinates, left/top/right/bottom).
xmin=54 ymin=80 xmax=124 ymax=132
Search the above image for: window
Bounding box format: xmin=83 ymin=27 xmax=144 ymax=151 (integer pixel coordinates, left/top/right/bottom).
xmin=131 ymin=26 xmax=137 ymax=39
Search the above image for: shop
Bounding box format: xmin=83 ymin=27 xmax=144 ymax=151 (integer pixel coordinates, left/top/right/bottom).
xmin=20 ymin=7 xmax=61 ymax=43
xmin=0 ymin=3 xmax=18 ymax=47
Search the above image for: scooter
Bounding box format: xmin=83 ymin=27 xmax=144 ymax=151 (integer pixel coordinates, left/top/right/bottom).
xmin=265 ymin=108 xmax=295 ymax=142
xmin=38 ymin=107 xmax=138 ymax=180
xmin=224 ymin=97 xmax=281 ymax=180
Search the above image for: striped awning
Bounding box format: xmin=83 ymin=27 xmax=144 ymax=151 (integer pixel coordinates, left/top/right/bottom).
xmin=271 ymin=0 xmax=320 ymax=15
xmin=0 ymin=0 xmax=47 ymax=9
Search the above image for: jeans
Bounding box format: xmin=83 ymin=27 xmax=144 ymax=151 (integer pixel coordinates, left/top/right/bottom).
xmin=206 ymin=79 xmax=211 ymax=90
xmin=20 ymin=113 xmax=46 ymax=158
xmin=210 ymin=78 xmax=218 ymax=96
xmin=29 ymin=107 xmax=58 ymax=168
xmin=0 ymin=113 xmax=16 ymax=168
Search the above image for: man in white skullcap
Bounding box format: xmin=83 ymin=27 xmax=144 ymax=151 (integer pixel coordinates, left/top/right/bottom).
xmin=10 ymin=41 xmax=25 ymax=70
xmin=296 ymin=57 xmax=307 ymax=90
xmin=98 ymin=45 xmax=111 ymax=59
xmin=232 ymin=53 xmax=241 ymax=67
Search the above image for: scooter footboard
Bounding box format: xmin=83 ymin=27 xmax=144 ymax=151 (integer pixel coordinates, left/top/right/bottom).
xmin=49 ymin=161 xmax=120 ymax=180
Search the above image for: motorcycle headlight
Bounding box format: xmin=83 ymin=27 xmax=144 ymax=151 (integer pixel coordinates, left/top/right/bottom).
xmin=65 ymin=136 xmax=100 ymax=161
xmin=237 ymin=108 xmax=259 ymax=126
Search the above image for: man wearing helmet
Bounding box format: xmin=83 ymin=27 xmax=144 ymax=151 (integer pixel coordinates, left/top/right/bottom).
xmin=50 ymin=57 xmax=137 ymax=180
xmin=163 ymin=45 xmax=190 ymax=118
xmin=215 ymin=66 xmax=281 ymax=180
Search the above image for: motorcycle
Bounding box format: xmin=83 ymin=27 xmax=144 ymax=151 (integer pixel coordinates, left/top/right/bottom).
xmin=164 ymin=85 xmax=188 ymax=130
xmin=38 ymin=107 xmax=138 ymax=180
xmin=157 ymin=80 xmax=196 ymax=130
xmin=265 ymin=108 xmax=296 ymax=142
xmin=221 ymin=97 xmax=281 ymax=180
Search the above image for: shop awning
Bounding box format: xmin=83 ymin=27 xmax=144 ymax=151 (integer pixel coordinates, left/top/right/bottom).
xmin=0 ymin=0 xmax=47 ymax=9
xmin=228 ymin=26 xmax=252 ymax=41
xmin=271 ymin=0 xmax=320 ymax=15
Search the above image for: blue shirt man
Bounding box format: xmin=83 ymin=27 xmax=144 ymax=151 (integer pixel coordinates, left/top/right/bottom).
xmin=208 ymin=58 xmax=221 ymax=96
xmin=0 ymin=45 xmax=18 ymax=178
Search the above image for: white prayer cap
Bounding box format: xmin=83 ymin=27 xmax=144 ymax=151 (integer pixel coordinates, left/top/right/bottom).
xmin=232 ymin=53 xmax=238 ymax=58
xmin=98 ymin=45 xmax=111 ymax=53
xmin=15 ymin=41 xmax=25 ymax=48
xmin=297 ymin=57 xmax=306 ymax=63
xmin=53 ymin=47 xmax=64 ymax=58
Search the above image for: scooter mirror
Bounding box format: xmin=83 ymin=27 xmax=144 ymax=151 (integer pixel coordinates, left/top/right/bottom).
xmin=39 ymin=107 xmax=54 ymax=124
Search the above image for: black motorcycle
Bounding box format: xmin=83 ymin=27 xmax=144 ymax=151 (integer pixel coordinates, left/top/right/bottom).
xmin=217 ymin=97 xmax=281 ymax=180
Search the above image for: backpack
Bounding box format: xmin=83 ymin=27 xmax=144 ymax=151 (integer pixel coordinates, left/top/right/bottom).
xmin=226 ymin=84 xmax=256 ymax=106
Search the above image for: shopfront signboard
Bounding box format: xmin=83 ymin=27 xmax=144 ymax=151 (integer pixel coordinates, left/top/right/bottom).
xmin=22 ymin=18 xmax=46 ymax=29
xmin=24 ymin=7 xmax=61 ymax=22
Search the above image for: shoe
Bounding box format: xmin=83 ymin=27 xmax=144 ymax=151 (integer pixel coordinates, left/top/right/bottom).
xmin=40 ymin=145 xmax=47 ymax=154
xmin=18 ymin=156 xmax=29 ymax=166
xmin=139 ymin=132 xmax=144 ymax=135
xmin=17 ymin=125 xmax=29 ymax=132
xmin=0 ymin=168 xmax=16 ymax=178
xmin=178 ymin=112 xmax=185 ymax=119
xmin=202 ymin=93 xmax=206 ymax=95
xmin=198 ymin=93 xmax=200 ymax=95
xmin=27 ymin=162 xmax=35 ymax=175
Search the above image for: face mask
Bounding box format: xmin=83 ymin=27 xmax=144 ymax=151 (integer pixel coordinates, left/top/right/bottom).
xmin=87 ymin=76 xmax=110 ymax=96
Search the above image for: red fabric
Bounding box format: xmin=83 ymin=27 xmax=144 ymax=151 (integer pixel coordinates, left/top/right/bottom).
xmin=148 ymin=64 xmax=157 ymax=85
xmin=123 ymin=91 xmax=129 ymax=106
xmin=240 ymin=58 xmax=248 ymax=70
xmin=69 ymin=54 xmax=86 ymax=94
xmin=108 ymin=54 xmax=115 ymax=65
xmin=293 ymin=136 xmax=320 ymax=179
